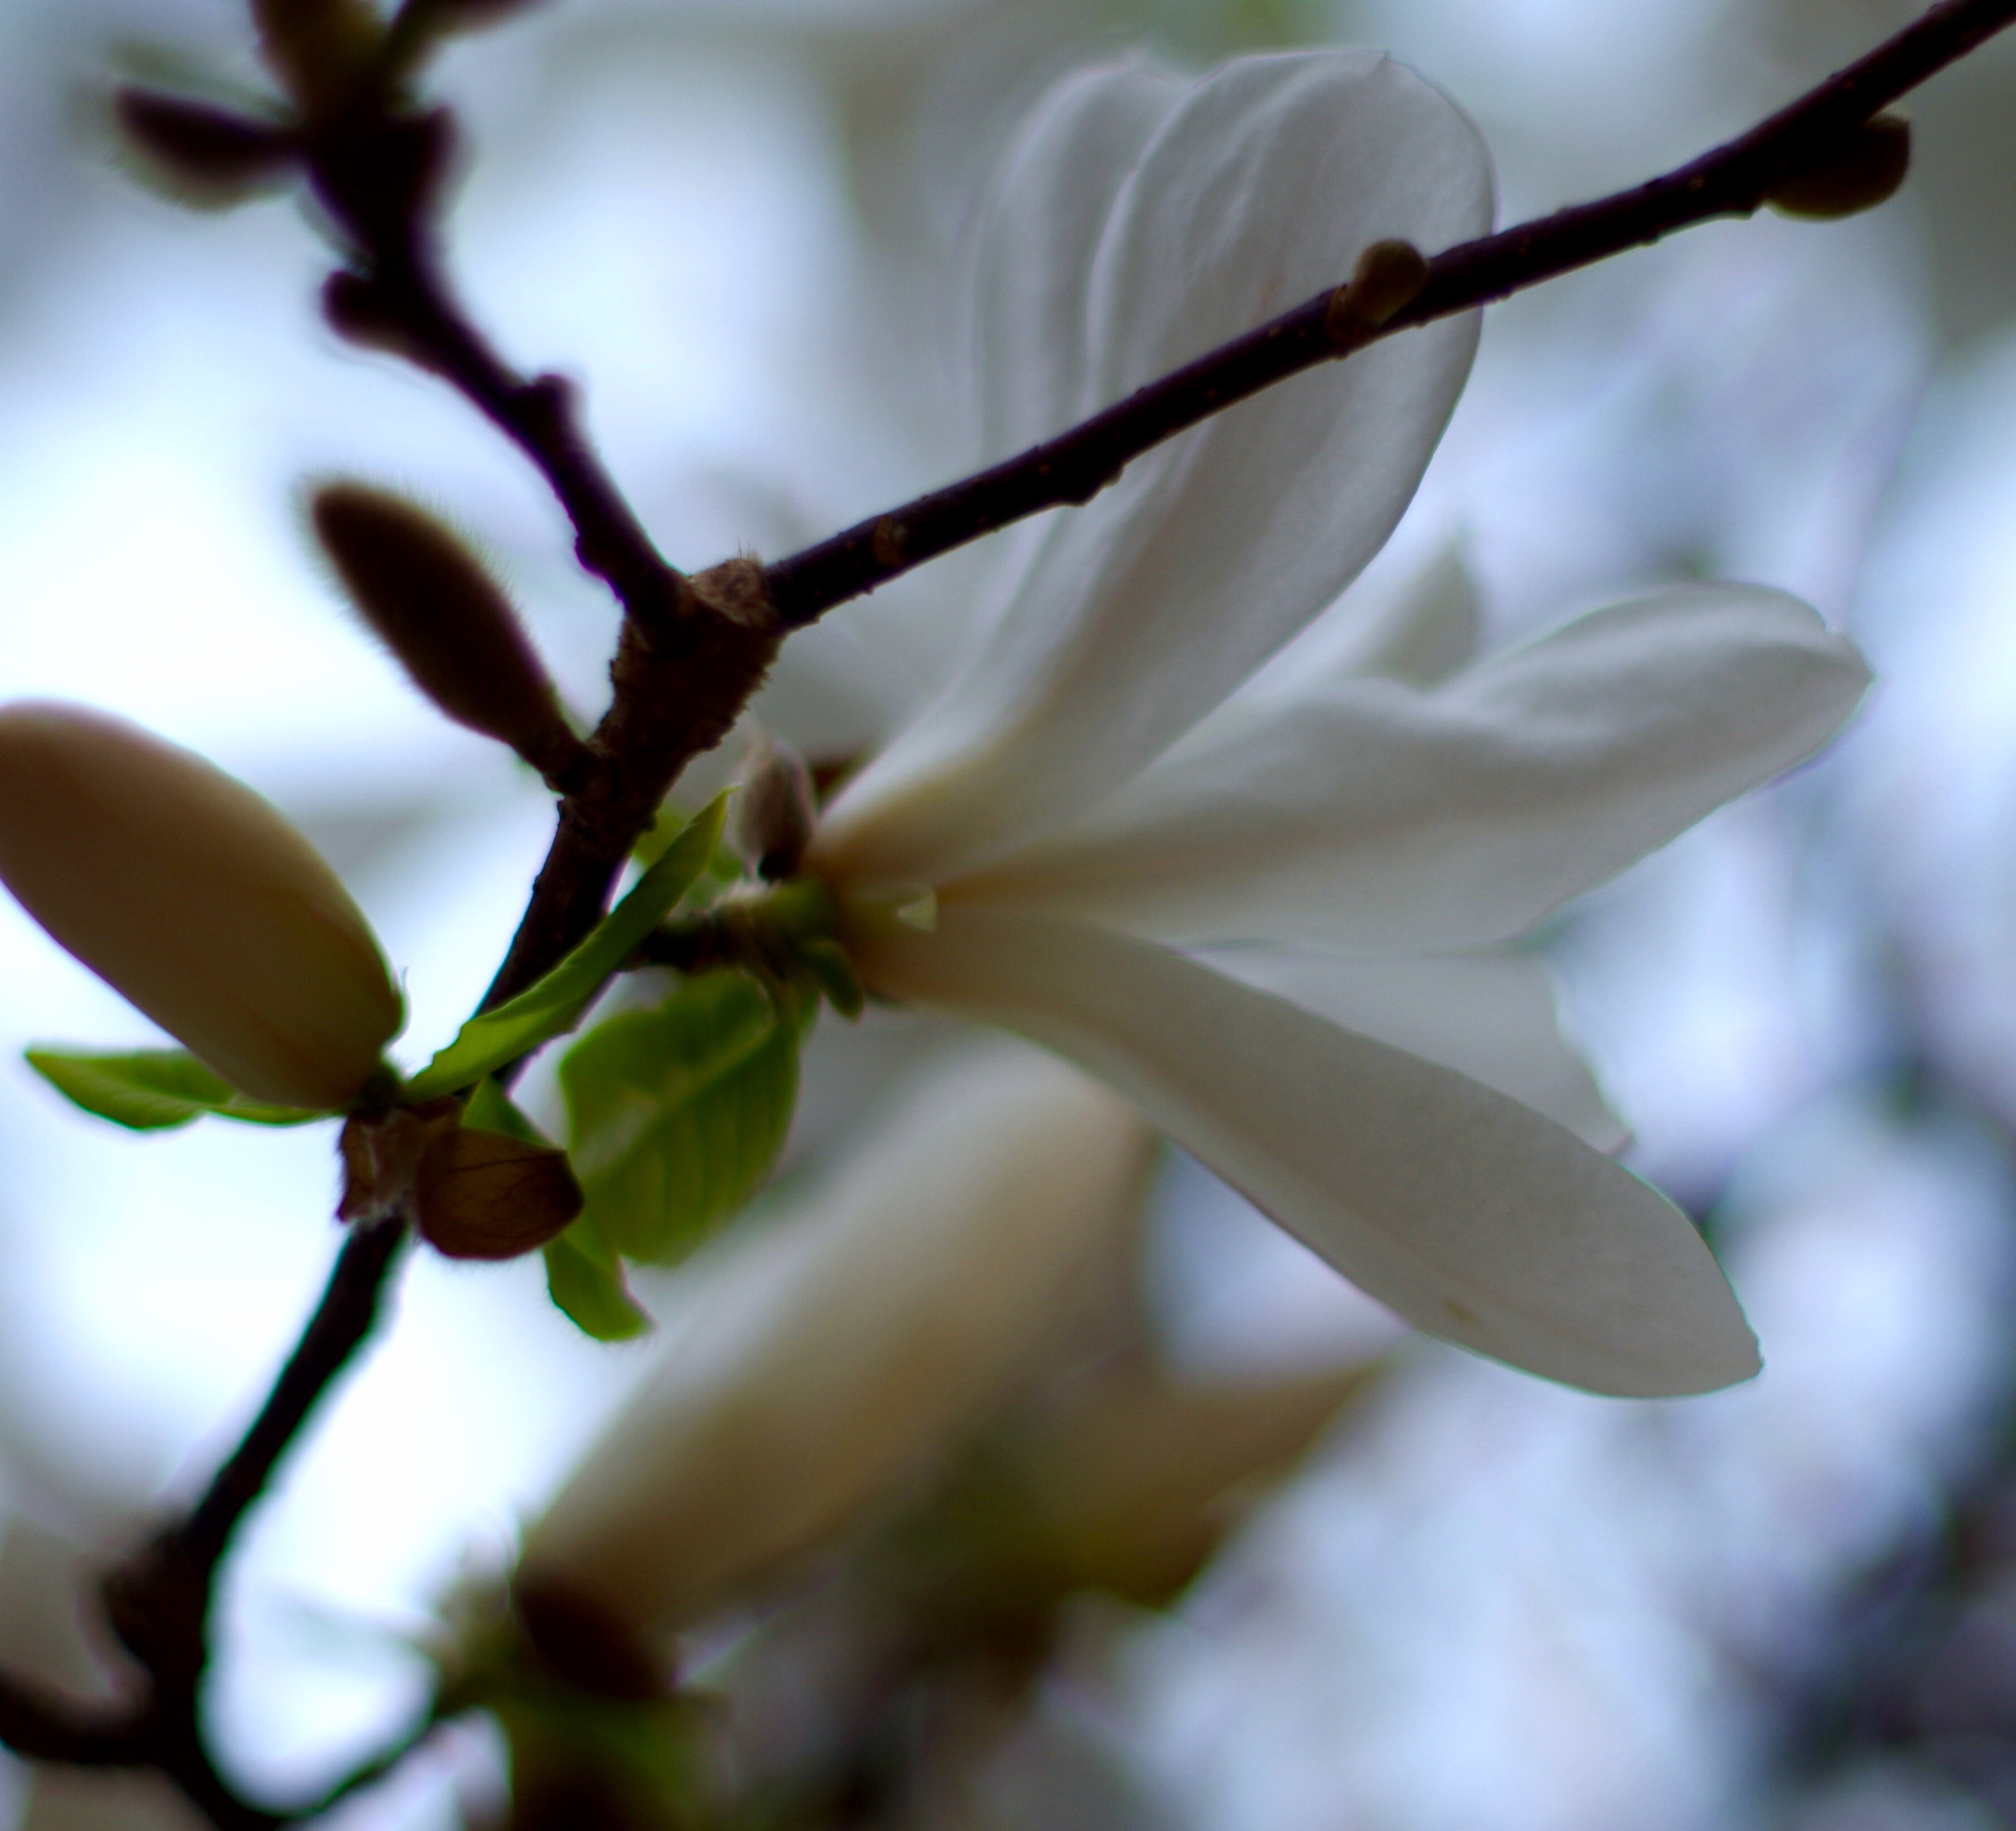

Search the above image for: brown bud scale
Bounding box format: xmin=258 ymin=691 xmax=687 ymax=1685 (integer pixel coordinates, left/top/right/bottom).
xmin=411 ymin=1125 xmax=584 ymax=1260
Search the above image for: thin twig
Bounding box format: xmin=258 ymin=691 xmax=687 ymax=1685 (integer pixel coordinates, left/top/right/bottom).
xmin=172 ymin=1220 xmax=409 ymax=1577
xmin=762 ymin=0 xmax=2016 ymax=627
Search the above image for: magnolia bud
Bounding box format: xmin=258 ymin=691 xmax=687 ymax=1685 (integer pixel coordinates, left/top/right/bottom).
xmin=0 ymin=703 xmax=402 ymax=1109
xmin=729 ymin=730 xmax=817 ymax=881
xmin=1326 ymin=237 xmax=1430 ymax=344
xmin=252 ymin=0 xmax=383 ymax=116
xmin=411 ymin=1124 xmax=584 ymax=1260
xmin=1766 ymin=115 xmax=1912 ymax=221
xmin=310 ymin=483 xmax=586 ymax=784
xmin=112 ymin=90 xmax=297 ymax=209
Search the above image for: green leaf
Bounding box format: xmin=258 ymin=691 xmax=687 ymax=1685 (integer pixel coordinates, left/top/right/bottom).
xmin=543 ymin=1230 xmax=652 ymax=1343
xmin=406 ymin=794 xmax=730 ymax=1102
xmin=464 ymin=1076 xmax=549 ymax=1144
xmin=27 ymin=1047 xmax=327 ymax=1131
xmin=561 ymin=972 xmax=807 ymax=1265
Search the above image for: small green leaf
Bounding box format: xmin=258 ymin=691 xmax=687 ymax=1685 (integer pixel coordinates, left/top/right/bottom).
xmin=543 ymin=1231 xmax=652 ymax=1343
xmin=464 ymin=1076 xmax=548 ymax=1144
xmin=406 ymin=794 xmax=729 ymax=1102
xmin=27 ymin=1047 xmax=327 ymax=1130
xmin=561 ymin=972 xmax=807 ymax=1265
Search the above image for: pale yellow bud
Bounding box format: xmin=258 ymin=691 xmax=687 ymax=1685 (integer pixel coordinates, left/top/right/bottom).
xmin=1326 ymin=237 xmax=1430 ymax=344
xmin=0 ymin=703 xmax=403 ymax=1109
xmin=311 ymin=482 xmax=584 ymax=784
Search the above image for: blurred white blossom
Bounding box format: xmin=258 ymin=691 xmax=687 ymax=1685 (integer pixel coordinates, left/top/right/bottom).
xmin=525 ymin=1042 xmax=1151 ymax=1631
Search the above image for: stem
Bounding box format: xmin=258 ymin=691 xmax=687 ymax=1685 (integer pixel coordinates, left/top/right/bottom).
xmin=172 ymin=1220 xmax=409 ymax=1576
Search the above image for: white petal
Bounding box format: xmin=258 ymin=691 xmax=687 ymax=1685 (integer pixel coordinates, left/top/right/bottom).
xmin=971 ymin=60 xmax=1183 ymax=463
xmin=812 ymin=51 xmax=1492 ymax=888
xmin=853 ymin=905 xmax=1759 ymax=1397
xmin=523 ymin=1042 xmax=1151 ymax=1631
xmin=951 ymin=584 xmax=1870 ymax=951
xmin=1202 ymin=945 xmax=1626 ymax=1150
xmin=1295 ymin=540 xmax=1482 ymax=688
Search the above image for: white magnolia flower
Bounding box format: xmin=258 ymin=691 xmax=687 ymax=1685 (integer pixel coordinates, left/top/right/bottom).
xmin=527 ymin=1042 xmax=1153 ymax=1630
xmin=781 ymin=50 xmax=1871 ymax=1398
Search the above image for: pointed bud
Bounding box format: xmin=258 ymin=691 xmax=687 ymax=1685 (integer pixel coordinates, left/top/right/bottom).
xmin=1767 ymin=115 xmax=1911 ymax=221
xmin=0 ymin=704 xmax=403 ymax=1108
xmin=251 ymin=0 xmax=384 ymax=117
xmin=729 ymin=731 xmax=816 ymax=882
xmin=310 ymin=482 xmax=588 ymax=786
xmin=412 ymin=1124 xmax=584 ymax=1260
xmin=112 ymin=91 xmax=298 ymax=209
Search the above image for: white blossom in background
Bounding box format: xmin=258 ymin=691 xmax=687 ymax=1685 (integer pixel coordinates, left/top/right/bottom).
xmin=781 ymin=49 xmax=1870 ymax=1397
xmin=525 ymin=1042 xmax=1154 ymax=1631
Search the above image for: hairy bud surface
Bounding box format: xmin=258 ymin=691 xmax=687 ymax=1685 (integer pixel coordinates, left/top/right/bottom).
xmin=311 ymin=482 xmax=581 ymax=781
xmin=0 ymin=703 xmax=402 ymax=1108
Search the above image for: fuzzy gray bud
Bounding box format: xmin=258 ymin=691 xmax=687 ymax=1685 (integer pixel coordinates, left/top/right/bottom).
xmin=311 ymin=482 xmax=586 ymax=784
xmin=113 ymin=91 xmax=297 ymax=208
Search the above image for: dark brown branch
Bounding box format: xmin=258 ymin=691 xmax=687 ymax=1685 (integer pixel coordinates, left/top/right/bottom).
xmin=308 ymin=113 xmax=695 ymax=638
xmin=763 ymin=0 xmax=2016 ymax=628
xmin=0 ymin=1223 xmax=411 ymax=1823
xmin=300 ymin=115 xmax=788 ymax=1011
xmin=166 ymin=1219 xmax=408 ymax=1578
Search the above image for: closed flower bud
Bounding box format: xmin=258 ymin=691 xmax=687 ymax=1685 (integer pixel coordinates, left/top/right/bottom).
xmin=311 ymin=482 xmax=586 ymax=785
xmin=1766 ymin=114 xmax=1912 ymax=221
xmin=251 ymin=0 xmax=383 ymax=117
xmin=112 ymin=90 xmax=298 ymax=209
xmin=0 ymin=703 xmax=402 ymax=1109
xmin=730 ymin=730 xmax=817 ymax=881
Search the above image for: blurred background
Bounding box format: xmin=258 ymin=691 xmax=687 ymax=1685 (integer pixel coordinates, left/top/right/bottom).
xmin=0 ymin=0 xmax=2014 ymax=1825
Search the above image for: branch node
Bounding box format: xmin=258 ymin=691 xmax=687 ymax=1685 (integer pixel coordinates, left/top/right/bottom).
xmin=871 ymin=516 xmax=909 ymax=569
xmin=1325 ymin=237 xmax=1430 ymax=347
